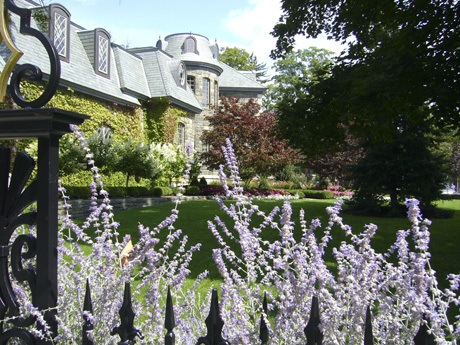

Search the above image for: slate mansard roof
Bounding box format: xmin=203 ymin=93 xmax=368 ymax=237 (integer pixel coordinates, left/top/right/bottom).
xmin=0 ymin=0 xmax=266 ymax=113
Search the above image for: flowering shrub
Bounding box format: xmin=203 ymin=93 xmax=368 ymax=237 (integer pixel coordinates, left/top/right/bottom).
xmin=55 ymin=127 xmax=208 ymax=343
xmin=6 ymin=132 xmax=459 ymax=344
xmin=327 ymin=185 xmax=354 ymax=198
xmin=208 ymin=139 xmax=459 ymax=344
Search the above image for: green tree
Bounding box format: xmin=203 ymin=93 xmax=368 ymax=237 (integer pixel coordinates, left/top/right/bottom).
xmin=114 ymin=140 xmax=160 ymax=189
xmin=220 ymin=47 xmax=269 ymax=83
xmin=271 ymin=0 xmax=460 ymax=127
xmin=270 ymin=0 xmax=457 ymax=210
xmin=151 ymin=143 xmax=186 ymax=186
xmin=264 ymin=47 xmax=334 ymax=110
xmin=268 ymin=48 xmax=361 ymax=184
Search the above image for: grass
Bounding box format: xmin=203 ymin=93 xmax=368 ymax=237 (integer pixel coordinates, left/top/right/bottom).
xmin=109 ymin=198 xmax=460 ymax=289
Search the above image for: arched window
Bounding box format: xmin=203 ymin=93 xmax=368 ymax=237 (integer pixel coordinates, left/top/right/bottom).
xmin=50 ymin=4 xmax=70 ymax=62
xmin=182 ymin=36 xmax=198 ymax=54
xmin=95 ymin=29 xmax=111 ymax=77
xmin=176 ymin=122 xmax=185 ymax=148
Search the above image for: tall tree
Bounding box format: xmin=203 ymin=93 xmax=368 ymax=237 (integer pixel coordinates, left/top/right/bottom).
xmin=264 ymin=47 xmax=334 ymax=110
xmin=267 ymin=48 xmax=361 ymax=183
xmin=200 ymin=97 xmax=301 ymax=182
xmin=271 ymin=0 xmax=460 ymax=127
xmin=220 ymin=47 xmax=269 ymax=83
xmin=270 ymin=0 xmax=457 ymax=210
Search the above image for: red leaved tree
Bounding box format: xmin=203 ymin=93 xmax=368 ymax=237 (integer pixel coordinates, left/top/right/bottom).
xmin=201 ymin=97 xmax=302 ymax=182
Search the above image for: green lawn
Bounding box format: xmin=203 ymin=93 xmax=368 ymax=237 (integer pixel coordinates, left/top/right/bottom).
xmin=111 ymin=198 xmax=460 ymax=289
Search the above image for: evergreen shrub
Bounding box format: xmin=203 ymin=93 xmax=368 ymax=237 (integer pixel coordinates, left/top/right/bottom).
xmin=153 ymin=186 xmax=173 ymax=197
xmin=199 ymin=176 xmax=208 ymax=187
xmin=185 ymin=185 xmax=201 ymax=196
xmin=303 ymin=189 xmax=334 ymax=199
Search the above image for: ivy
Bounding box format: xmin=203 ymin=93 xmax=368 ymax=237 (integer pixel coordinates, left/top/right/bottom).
xmin=142 ymin=97 xmax=188 ymax=143
xmin=12 ymin=82 xmax=145 ymax=142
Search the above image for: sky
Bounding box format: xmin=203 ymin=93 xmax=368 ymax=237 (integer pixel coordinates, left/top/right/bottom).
xmin=41 ymin=0 xmax=344 ymax=69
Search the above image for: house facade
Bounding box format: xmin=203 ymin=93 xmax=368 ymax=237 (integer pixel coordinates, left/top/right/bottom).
xmin=0 ymin=0 xmax=266 ymax=158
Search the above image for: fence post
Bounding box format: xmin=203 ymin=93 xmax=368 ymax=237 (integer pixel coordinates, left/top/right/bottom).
xmin=413 ymin=315 xmax=436 ymax=345
xmin=364 ymin=305 xmax=374 ymax=345
xmin=196 ymin=288 xmax=230 ymax=345
xmin=165 ymin=286 xmax=175 ymax=345
xmin=259 ymin=292 xmax=269 ymax=344
xmin=111 ymin=282 xmax=143 ymax=344
xmin=82 ymin=279 xmax=94 ymax=345
xmin=304 ymin=296 xmax=323 ymax=345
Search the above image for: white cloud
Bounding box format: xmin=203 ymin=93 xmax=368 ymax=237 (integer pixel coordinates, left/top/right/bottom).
xmin=222 ymin=0 xmax=344 ymax=69
xmin=222 ymin=0 xmax=280 ymax=65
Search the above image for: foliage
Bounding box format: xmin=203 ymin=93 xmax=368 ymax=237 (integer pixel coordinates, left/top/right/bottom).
xmin=219 ymin=47 xmax=268 ymax=83
xmin=152 ymin=186 xmax=173 ymax=197
xmin=206 ymin=139 xmax=459 ymax=343
xmin=86 ymin=130 xmax=118 ymax=173
xmin=199 ymin=177 xmax=208 ymax=187
xmin=113 ymin=139 xmax=161 ymax=189
xmin=58 ymin=135 xmax=86 ymax=174
xmin=350 ymin=127 xmax=446 ymax=211
xmin=269 ymin=48 xmax=363 ymax=183
xmin=10 ymin=131 xmax=460 ymax=343
xmin=151 ymin=143 xmax=187 ymax=185
xmin=142 ymin=98 xmax=188 ymax=144
xmin=17 ymin=82 xmax=144 ymax=142
xmin=272 ymin=0 xmax=460 ymax=124
xmin=264 ymin=47 xmax=334 ymax=110
xmin=185 ymin=185 xmax=201 ymax=196
xmin=51 ymin=126 xmax=205 ymax=343
xmin=200 ymin=96 xmax=302 ymax=182
xmin=270 ymin=2 xmax=457 ymax=210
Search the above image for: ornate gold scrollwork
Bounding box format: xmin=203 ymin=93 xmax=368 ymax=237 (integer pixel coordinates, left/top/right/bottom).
xmin=0 ymin=0 xmax=61 ymax=108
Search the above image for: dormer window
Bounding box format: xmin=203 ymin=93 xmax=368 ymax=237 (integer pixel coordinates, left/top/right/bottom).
xmin=50 ymin=4 xmax=70 ymax=62
xmin=182 ymin=36 xmax=198 ymax=54
xmin=95 ymin=29 xmax=111 ymax=77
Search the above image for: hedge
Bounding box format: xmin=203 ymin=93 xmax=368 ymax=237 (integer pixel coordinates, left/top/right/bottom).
xmin=286 ymin=189 xmax=334 ymax=199
xmin=153 ymin=186 xmax=173 ymax=197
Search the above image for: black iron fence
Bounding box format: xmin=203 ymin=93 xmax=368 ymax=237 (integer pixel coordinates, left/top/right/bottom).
xmin=79 ymin=280 xmax=436 ymax=345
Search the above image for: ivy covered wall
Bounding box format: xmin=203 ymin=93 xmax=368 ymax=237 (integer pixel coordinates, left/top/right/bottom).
xmin=1 ymin=83 xmax=195 ymax=149
xmin=3 ymin=82 xmax=145 ymax=142
xmin=141 ymin=97 xmax=190 ymax=144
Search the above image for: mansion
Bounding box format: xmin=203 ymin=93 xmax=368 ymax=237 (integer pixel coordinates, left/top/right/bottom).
xmin=0 ymin=0 xmax=266 ymax=155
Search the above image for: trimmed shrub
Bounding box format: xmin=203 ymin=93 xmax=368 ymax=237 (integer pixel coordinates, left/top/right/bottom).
xmin=290 ymin=190 xmax=305 ymax=199
xmin=185 ymin=185 xmax=201 ymax=196
xmin=63 ymin=186 xmax=92 ymax=199
xmin=199 ymin=177 xmax=208 ymax=187
xmin=303 ymin=189 xmax=334 ymax=199
xmin=105 ymin=186 xmax=151 ymax=198
xmin=190 ymin=177 xmax=200 ymax=187
xmin=153 ymin=186 xmax=173 ymax=197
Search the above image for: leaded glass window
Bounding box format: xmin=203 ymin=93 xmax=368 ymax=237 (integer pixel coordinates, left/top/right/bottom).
xmin=177 ymin=122 xmax=185 ymax=148
xmin=54 ymin=12 xmax=67 ymax=57
xmin=50 ymin=5 xmax=70 ymax=62
xmin=95 ymin=29 xmax=111 ymax=77
xmin=202 ymin=78 xmax=210 ymax=107
xmin=98 ymin=35 xmax=109 ymax=74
